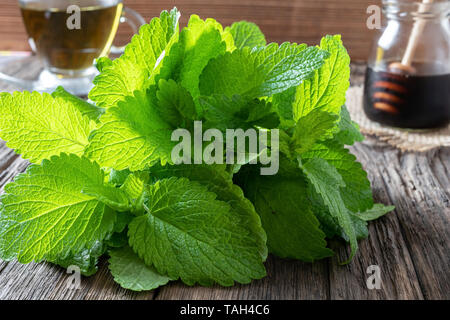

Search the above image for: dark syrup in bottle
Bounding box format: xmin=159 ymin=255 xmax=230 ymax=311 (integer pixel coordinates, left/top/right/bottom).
xmin=363 ymin=62 xmax=450 ymax=129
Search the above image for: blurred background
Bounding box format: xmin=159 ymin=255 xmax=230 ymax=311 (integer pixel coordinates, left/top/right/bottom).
xmin=0 ymin=0 xmax=378 ymax=61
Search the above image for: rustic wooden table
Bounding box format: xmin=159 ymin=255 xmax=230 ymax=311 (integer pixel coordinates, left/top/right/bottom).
xmin=0 ymin=59 xmax=448 ymax=300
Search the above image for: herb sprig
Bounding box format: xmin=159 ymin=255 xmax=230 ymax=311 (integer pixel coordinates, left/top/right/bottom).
xmin=0 ymin=8 xmax=394 ymax=291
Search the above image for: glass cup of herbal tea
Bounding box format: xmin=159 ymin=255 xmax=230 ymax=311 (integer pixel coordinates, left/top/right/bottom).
xmin=364 ymin=0 xmax=450 ymax=129
xmin=0 ymin=0 xmax=145 ymax=95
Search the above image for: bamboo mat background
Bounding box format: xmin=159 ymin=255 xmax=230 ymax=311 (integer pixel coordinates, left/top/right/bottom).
xmin=0 ymin=0 xmax=379 ymax=61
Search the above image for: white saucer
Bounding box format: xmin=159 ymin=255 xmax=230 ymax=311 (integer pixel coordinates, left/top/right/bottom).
xmin=0 ymin=53 xmax=98 ymax=96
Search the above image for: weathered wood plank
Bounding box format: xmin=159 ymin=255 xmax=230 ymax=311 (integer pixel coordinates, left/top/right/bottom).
xmin=157 ymin=257 xmax=329 ymax=300
xmin=328 ymin=141 xmax=425 ymax=300
xmin=0 ymin=142 xmax=18 ymax=173
xmin=366 ymin=147 xmax=449 ymax=299
xmin=0 ymin=150 xmax=28 ymax=194
xmin=0 ymin=260 xmax=68 ymax=300
xmin=0 ymin=258 xmax=157 ymax=300
xmin=46 ymin=258 xmax=156 ymax=300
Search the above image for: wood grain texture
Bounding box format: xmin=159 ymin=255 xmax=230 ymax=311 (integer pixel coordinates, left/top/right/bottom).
xmin=0 ymin=0 xmax=378 ymax=60
xmin=0 ymin=62 xmax=449 ymax=300
xmin=157 ymin=258 xmax=330 ymax=300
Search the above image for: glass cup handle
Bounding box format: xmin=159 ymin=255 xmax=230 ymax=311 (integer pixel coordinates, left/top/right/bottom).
xmin=109 ymin=7 xmax=146 ymax=55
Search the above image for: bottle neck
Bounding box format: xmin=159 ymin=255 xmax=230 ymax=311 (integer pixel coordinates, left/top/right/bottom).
xmin=383 ymin=0 xmax=450 ymax=21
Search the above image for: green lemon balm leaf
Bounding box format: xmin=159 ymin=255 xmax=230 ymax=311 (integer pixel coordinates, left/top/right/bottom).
xmin=178 ymin=15 xmax=228 ymax=101
xmin=83 ymin=173 xmax=148 ymax=213
xmin=199 ymin=94 xmax=279 ymax=131
xmin=82 ymin=184 xmax=132 ymax=212
xmin=334 ymin=105 xmax=364 ymax=145
xmin=291 ymin=109 xmax=339 ymax=155
xmin=301 ymin=157 xmax=357 ymax=263
xmin=238 ymin=166 xmax=333 ymax=261
xmin=85 ymin=90 xmax=175 ymax=171
xmin=149 ymin=15 xmax=231 ymax=104
xmin=108 ymin=169 xmax=132 ymax=186
xmin=200 ymin=48 xmax=264 ymax=98
xmin=152 ymin=15 xmax=231 ymax=117
xmin=155 ymin=79 xmax=197 ymax=127
xmin=106 ymin=229 xmax=129 ymax=248
xmin=128 ymin=177 xmax=266 ymax=286
xmin=272 ymin=87 xmax=296 ymax=128
xmin=0 ymin=91 xmax=95 ymax=164
xmin=52 ymin=86 xmax=104 ymax=121
xmin=51 ymin=239 xmax=106 ymax=276
xmin=358 ymin=204 xmax=395 ymax=221
xmin=95 ymin=57 xmax=113 ymax=72
xmin=89 ymin=8 xmax=180 ymax=107
xmin=149 ymin=163 xmax=268 ymax=260
xmin=121 ymin=172 xmax=148 ymax=200
xmin=226 ymin=21 xmax=266 ymax=49
xmin=199 ymin=18 xmax=235 ymax=52
xmin=253 ymin=43 xmax=329 ymax=97
xmin=293 ymin=35 xmax=350 ymax=120
xmin=302 ymin=140 xmax=378 ymax=243
xmin=109 ymin=246 xmax=171 ymax=291
xmin=0 ymin=154 xmax=116 ymax=263
xmin=301 ymin=140 xmax=374 ymax=213
xmin=200 ymin=43 xmax=329 ymax=98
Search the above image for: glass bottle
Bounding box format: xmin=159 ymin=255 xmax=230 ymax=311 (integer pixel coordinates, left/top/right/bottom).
xmin=364 ymin=0 xmax=450 ymax=129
